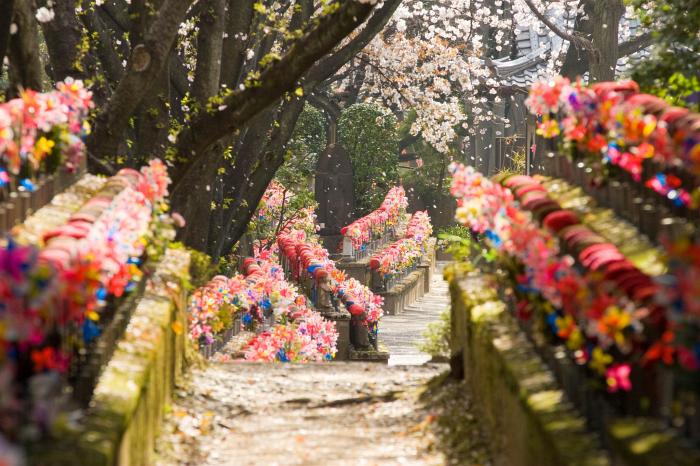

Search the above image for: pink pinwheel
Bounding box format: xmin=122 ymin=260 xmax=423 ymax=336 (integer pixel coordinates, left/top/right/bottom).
xmin=605 ymin=363 xmax=632 ymax=392
xmin=0 ymin=240 xmax=36 ymax=283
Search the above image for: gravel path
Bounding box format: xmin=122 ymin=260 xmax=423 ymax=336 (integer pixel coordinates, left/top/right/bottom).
xmin=156 ymin=263 xmax=491 ymax=466
xmin=156 ymin=362 xmax=448 ymax=466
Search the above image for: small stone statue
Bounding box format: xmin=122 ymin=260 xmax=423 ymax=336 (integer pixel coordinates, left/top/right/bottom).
xmin=316 ymin=273 xmax=334 ymax=314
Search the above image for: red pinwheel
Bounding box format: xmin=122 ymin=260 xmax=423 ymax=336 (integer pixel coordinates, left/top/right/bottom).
xmin=543 ymin=210 xmax=579 ymax=233
xmin=504 ymin=175 xmax=536 ymax=189
xmin=515 ymin=183 xmax=546 ymax=198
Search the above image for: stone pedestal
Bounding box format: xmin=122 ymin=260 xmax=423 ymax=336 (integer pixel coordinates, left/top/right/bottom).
xmin=335 ymin=257 xmax=372 ymax=287
xmin=378 ymin=269 xmax=426 ymax=315
xmin=350 ymin=314 xmax=370 ymax=349
xmin=348 ymin=342 xmax=390 ymax=363
xmin=418 ymin=263 xmax=432 ymax=293
xmin=321 ymin=308 xmax=351 ymax=361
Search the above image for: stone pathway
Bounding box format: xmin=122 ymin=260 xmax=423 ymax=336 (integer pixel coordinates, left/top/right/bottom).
xmin=380 ymin=264 xmax=450 ymax=365
xmin=156 ymin=362 xmax=449 ymax=466
xmin=156 ymin=262 xmax=492 ymax=466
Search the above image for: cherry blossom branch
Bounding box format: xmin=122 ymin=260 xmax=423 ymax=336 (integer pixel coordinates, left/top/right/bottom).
xmin=355 ymin=53 xmax=416 ymax=108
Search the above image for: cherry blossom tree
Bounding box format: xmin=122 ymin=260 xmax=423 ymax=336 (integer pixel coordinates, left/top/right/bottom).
xmin=314 ymin=0 xmax=653 ymax=159
xmin=0 ymin=0 xmax=395 ymax=260
xmin=0 ymin=0 xmax=655 ymax=261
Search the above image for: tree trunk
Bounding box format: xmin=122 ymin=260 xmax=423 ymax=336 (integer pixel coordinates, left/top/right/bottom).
xmin=87 ymin=0 xmax=192 ymax=160
xmin=131 ymin=0 xmax=170 ymax=164
xmin=172 ymin=0 xmax=377 ymax=184
xmin=220 ymin=0 xmax=255 ymax=87
xmin=214 ymin=99 xmax=306 ymax=259
xmin=7 ymin=0 xmax=43 ymax=96
xmin=589 ymin=0 xmax=625 ymax=82
xmin=170 ymin=155 xmax=220 ymax=251
xmin=193 ymin=0 xmax=226 ymax=103
xmin=0 ymin=0 xmax=15 ymax=66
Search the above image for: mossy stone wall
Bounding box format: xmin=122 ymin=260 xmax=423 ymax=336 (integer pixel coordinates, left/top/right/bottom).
xmin=30 ymin=248 xmax=190 ymax=466
xmin=447 ymin=266 xmax=609 ymax=466
xmin=447 ymin=264 xmax=700 ymax=466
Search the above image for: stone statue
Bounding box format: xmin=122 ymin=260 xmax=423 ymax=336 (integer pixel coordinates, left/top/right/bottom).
xmin=315 ymin=143 xmax=354 ymax=239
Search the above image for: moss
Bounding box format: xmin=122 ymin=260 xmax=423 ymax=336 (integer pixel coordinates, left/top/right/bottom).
xmin=29 ymin=249 xmax=190 ymax=466
xmin=418 ymin=308 xmax=451 ymax=359
xmin=448 ymin=265 xmax=611 ymax=466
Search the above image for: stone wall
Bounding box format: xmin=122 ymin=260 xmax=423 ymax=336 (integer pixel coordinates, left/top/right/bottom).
xmin=29 ymin=248 xmax=191 ymax=466
xmin=447 ymin=265 xmax=700 ymax=466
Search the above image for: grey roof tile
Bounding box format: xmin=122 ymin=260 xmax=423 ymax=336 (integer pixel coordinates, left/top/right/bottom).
xmin=488 ymin=7 xmax=648 ymax=89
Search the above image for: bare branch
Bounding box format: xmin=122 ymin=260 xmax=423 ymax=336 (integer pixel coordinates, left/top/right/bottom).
xmin=87 ymin=0 xmax=194 ymax=159
xmin=306 ymin=0 xmax=402 ymax=86
xmin=173 ymin=0 xmax=378 ymax=184
xmin=619 ymin=32 xmax=653 ymax=57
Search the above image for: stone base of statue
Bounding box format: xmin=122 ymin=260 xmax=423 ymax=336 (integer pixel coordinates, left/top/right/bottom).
xmin=348 ymin=340 xmax=390 ymax=363
xmin=319 ymin=305 xmax=350 ymax=361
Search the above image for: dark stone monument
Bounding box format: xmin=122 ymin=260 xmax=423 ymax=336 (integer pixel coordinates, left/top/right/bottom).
xmin=315 ymin=143 xmax=355 ymax=252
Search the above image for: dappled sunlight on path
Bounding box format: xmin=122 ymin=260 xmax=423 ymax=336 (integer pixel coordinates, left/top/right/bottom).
xmin=155 ymin=262 xmax=492 ymax=466
xmin=156 ymin=362 xmax=447 ymax=466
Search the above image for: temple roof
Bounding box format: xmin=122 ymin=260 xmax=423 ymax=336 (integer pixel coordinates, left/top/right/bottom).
xmin=489 ymin=5 xmax=649 ymax=90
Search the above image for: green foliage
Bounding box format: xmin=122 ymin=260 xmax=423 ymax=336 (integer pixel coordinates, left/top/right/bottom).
xmin=338 ymin=103 xmax=399 ymax=215
xmin=396 ymin=110 xmax=462 ymax=222
xmin=276 ymin=104 xmax=326 ymax=191
xmin=216 ymin=255 xmax=239 ymax=278
xmin=418 ymin=309 xmax=451 ymax=359
xmin=630 ymin=0 xmax=700 ymax=110
xmin=635 ymin=69 xmax=700 ymax=111
xmin=437 ymin=225 xmax=473 ymax=260
xmin=171 ymin=242 xmax=218 ymax=288
xmin=401 ymin=140 xmax=451 ymax=208
xmin=437 ymin=225 xmax=496 ymax=263
xmin=247 ymin=183 xmax=318 ymax=252
xmin=496 ymin=150 xmax=526 ymax=178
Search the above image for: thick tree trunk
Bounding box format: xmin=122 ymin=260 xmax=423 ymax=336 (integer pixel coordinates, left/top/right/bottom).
xmin=81 ymin=10 xmax=125 ymax=88
xmin=191 ymin=110 xmax=276 ymax=257
xmin=589 ymin=0 xmax=625 ymax=82
xmin=172 ymin=0 xmax=377 ymax=183
xmin=134 ymin=66 xmax=171 ymax=163
xmin=562 ymin=0 xmax=653 ymax=79
xmin=193 ymin=0 xmax=226 ymax=103
xmin=175 ymin=0 xmax=400 ymax=258
xmin=215 ymin=100 xmax=306 ymax=259
xmin=131 ymin=0 xmax=170 ymax=164
xmin=7 ymin=0 xmax=43 ymax=96
xmin=41 ymin=2 xmax=111 ymax=105
xmin=220 ymin=0 xmax=255 ymax=87
xmin=0 ymin=0 xmax=15 ymax=66
xmin=87 ymin=0 xmax=192 ymax=160
xmin=561 ymin=0 xmax=594 ymax=79
xmin=170 ymin=156 xmax=220 ymax=251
